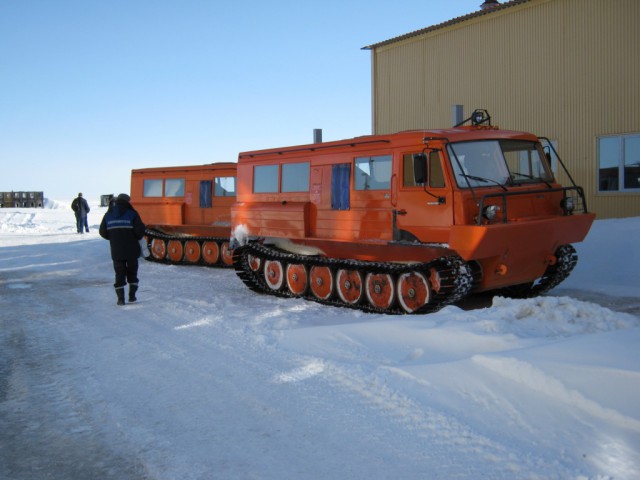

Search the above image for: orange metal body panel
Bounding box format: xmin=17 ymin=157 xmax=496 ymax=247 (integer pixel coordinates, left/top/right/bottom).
xmin=449 ymin=213 xmax=595 ymax=290
xmin=130 ymin=162 xmax=236 ymax=236
xmin=233 ymin=202 xmax=310 ymax=238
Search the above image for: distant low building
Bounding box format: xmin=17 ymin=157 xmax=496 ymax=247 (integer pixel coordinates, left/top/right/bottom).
xmin=0 ymin=191 xmax=44 ymax=208
xmin=100 ymin=194 xmax=114 ymax=207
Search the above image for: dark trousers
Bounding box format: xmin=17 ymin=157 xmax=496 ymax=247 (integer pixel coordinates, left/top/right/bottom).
xmin=113 ymin=259 xmax=139 ymax=289
xmin=75 ymin=214 xmax=89 ymax=233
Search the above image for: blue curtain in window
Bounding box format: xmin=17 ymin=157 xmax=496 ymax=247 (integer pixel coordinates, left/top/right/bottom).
xmin=331 ymin=164 xmax=350 ymax=210
xmin=200 ymin=181 xmax=212 ymax=208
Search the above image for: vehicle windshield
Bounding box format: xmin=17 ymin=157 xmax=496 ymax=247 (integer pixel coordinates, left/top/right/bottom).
xmin=448 ymin=140 xmax=554 ymax=189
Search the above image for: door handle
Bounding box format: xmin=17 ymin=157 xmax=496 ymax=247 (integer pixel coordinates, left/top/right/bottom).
xmin=397 ymin=209 xmax=407 ymax=216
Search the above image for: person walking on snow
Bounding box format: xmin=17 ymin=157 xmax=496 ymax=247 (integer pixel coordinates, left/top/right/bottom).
xmin=99 ymin=193 xmax=146 ymax=306
xmin=71 ymin=192 xmax=90 ymax=233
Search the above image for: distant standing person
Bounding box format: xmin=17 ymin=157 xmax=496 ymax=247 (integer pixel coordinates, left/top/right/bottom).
xmin=71 ymin=192 xmax=90 ymax=233
xmin=99 ymin=193 xmax=146 ymax=306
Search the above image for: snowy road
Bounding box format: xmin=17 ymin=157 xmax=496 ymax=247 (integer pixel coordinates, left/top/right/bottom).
xmin=1 ymin=250 xmax=533 ymax=479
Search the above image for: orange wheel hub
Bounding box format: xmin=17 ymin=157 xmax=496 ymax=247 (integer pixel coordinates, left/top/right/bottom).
xmin=202 ymin=241 xmax=220 ymax=265
xmin=365 ymin=272 xmax=395 ymax=310
xmin=309 ymin=266 xmax=333 ymax=300
xmin=286 ymin=263 xmax=308 ymax=296
xmin=336 ymin=269 xmax=363 ymax=305
xmin=247 ymin=254 xmax=262 ymax=272
xmin=220 ymin=242 xmax=233 ymax=266
xmin=151 ymin=238 xmax=166 ymax=260
xmin=167 ymin=240 xmax=184 ymax=262
xmin=264 ymin=260 xmax=284 ymax=290
xmin=183 ymin=240 xmax=201 ymax=264
xmin=397 ymin=272 xmax=431 ymax=313
xmin=429 ymin=268 xmax=442 ymax=292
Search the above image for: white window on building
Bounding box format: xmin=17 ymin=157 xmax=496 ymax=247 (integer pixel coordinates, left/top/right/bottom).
xmin=598 ymin=134 xmax=640 ymax=192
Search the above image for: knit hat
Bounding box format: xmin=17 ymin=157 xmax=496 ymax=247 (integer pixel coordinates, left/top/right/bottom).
xmin=116 ymin=193 xmax=131 ymax=203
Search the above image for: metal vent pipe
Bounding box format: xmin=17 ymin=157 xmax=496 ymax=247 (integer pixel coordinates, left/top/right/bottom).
xmin=452 ymin=105 xmax=464 ymax=126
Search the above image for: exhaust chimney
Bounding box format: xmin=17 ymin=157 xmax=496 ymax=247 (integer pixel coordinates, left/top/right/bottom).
xmin=313 ymin=128 xmax=323 ymax=143
xmin=452 ymin=104 xmax=464 ymax=127
xmin=480 ymin=0 xmax=500 ymax=10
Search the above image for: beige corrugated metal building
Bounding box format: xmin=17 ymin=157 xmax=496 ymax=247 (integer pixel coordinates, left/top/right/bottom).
xmin=364 ymin=0 xmax=640 ymax=219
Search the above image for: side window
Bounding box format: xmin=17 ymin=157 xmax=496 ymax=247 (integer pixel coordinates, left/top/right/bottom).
xmin=282 ymin=162 xmax=310 ymax=192
xmin=402 ymin=152 xmax=445 ymax=188
xmin=165 ymin=178 xmax=185 ymax=197
xmin=331 ymin=164 xmax=350 ymax=210
xmin=539 ymin=139 xmax=559 ymax=176
xmin=429 ymin=151 xmax=445 ymax=188
xmin=143 ymin=179 xmax=162 ymax=197
xmin=215 ymin=177 xmax=236 ymax=197
xmin=200 ymin=181 xmax=212 ymax=207
xmin=403 ymin=153 xmax=421 ymax=187
xmin=354 ymin=155 xmax=392 ymax=190
xmin=254 ymin=165 xmax=279 ymax=193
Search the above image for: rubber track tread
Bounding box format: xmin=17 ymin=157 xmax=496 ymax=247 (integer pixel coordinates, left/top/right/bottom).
xmin=144 ymin=228 xmax=233 ymax=268
xmin=232 ymin=242 xmax=474 ymax=315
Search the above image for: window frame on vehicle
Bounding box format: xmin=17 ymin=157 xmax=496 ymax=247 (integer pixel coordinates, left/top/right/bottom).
xmin=214 ymin=176 xmax=237 ymax=197
xmin=354 ymin=155 xmax=392 ymax=191
xmin=143 ymin=179 xmax=163 ymax=197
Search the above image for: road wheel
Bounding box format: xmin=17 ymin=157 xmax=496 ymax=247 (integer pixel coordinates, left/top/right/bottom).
xmin=336 ymin=269 xmax=363 ymax=305
xmin=286 ymin=263 xmax=308 ymax=296
xmin=167 ymin=240 xmax=183 ymax=263
xmin=151 ymin=238 xmax=166 ymax=260
xmin=309 ymin=266 xmax=333 ymax=300
xmin=202 ymin=241 xmax=220 ymax=265
xmin=220 ymin=241 xmax=234 ymax=266
xmin=397 ymin=272 xmax=430 ymax=313
xmin=365 ymin=272 xmax=395 ymax=310
xmin=184 ymin=240 xmax=201 ymax=264
xmin=264 ymin=259 xmax=285 ymax=291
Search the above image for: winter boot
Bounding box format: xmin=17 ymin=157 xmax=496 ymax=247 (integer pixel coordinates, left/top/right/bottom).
xmin=116 ymin=287 xmax=126 ymax=306
xmin=128 ymin=284 xmax=138 ymax=303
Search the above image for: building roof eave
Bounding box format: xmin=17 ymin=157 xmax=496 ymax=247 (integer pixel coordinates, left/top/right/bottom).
xmin=362 ymin=0 xmax=532 ymax=50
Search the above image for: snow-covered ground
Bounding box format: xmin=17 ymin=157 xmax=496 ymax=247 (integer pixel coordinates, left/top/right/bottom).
xmin=1 ymin=200 xmax=639 ymax=480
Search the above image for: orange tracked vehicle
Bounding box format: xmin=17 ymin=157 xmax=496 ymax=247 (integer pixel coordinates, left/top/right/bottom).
xmin=230 ymin=110 xmax=595 ymax=314
xmin=130 ymin=162 xmax=237 ymax=266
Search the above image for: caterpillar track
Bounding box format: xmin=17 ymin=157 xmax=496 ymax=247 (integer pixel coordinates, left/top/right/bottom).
xmin=144 ymin=228 xmax=235 ymax=267
xmin=232 ymin=242 xmax=476 ymax=314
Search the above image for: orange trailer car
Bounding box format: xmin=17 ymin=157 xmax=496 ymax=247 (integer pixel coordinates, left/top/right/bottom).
xmin=130 ymin=162 xmax=237 ymax=266
xmin=230 ymin=111 xmax=595 ymax=314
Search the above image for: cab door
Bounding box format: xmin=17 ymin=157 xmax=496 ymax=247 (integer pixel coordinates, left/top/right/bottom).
xmin=393 ymin=150 xmax=453 ymax=244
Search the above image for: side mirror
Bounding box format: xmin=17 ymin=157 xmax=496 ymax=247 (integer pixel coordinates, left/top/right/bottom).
xmin=413 ymin=153 xmax=428 ymax=184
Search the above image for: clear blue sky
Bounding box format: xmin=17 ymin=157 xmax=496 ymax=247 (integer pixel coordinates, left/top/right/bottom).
xmin=1 ymin=1 xmax=484 ymax=202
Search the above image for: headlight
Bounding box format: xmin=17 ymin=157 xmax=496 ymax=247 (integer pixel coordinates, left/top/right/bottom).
xmin=561 ymin=197 xmax=575 ymax=213
xmin=483 ymin=205 xmax=500 ymax=220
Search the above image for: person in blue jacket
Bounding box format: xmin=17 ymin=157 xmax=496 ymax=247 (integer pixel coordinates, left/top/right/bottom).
xmin=99 ymin=193 xmax=146 ymax=305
